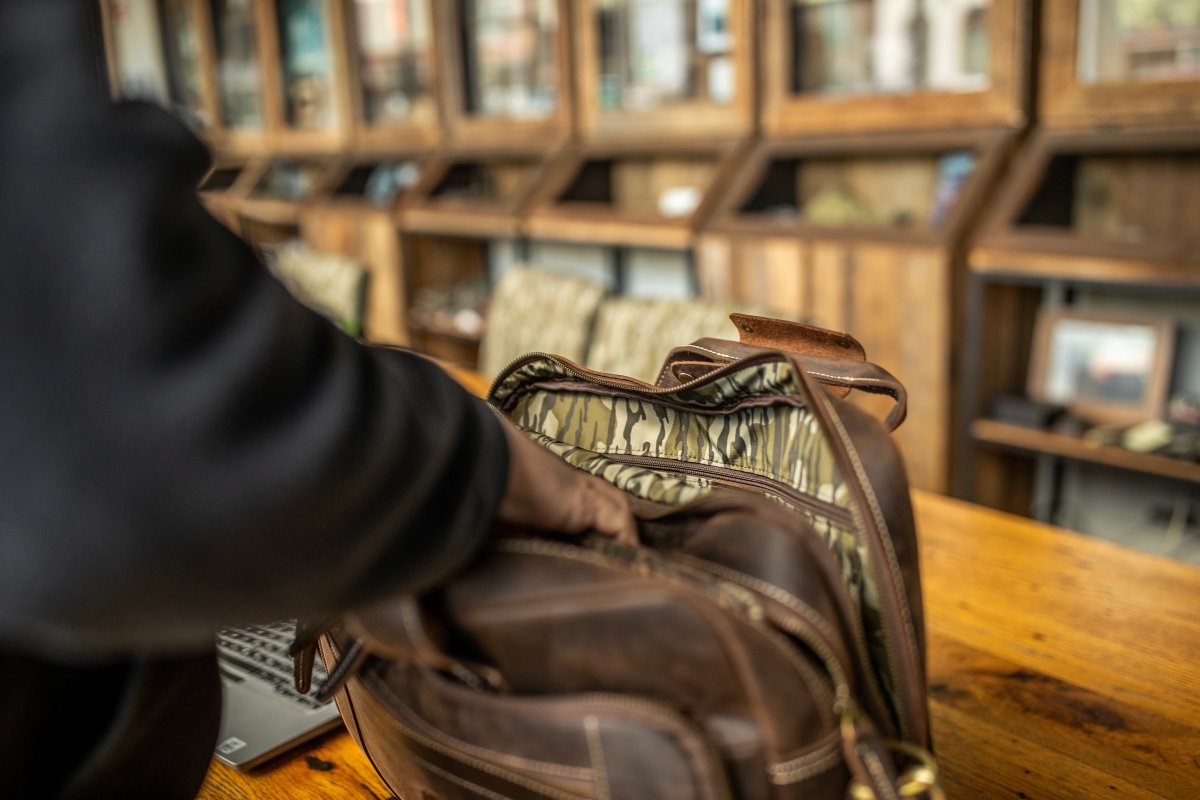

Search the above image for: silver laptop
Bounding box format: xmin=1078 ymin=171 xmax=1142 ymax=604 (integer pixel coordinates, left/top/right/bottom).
xmin=213 ymin=620 xmax=342 ymax=770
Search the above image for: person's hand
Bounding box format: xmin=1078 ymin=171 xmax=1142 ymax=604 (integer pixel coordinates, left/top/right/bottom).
xmin=496 ymin=421 xmax=638 ymax=546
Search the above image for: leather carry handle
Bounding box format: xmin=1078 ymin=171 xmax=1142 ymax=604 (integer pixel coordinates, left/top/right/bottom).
xmin=658 ymin=338 xmax=908 ymax=432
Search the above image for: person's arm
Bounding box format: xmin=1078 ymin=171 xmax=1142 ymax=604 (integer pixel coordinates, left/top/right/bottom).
xmin=0 ymin=0 xmax=631 ymax=658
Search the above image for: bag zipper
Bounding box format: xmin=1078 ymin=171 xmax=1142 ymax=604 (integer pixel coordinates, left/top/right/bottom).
xmin=328 ymin=631 xmax=737 ymax=800
xmin=491 ymin=350 xmax=924 ymax=743
xmin=602 ymin=451 xmax=855 ymax=528
xmin=538 ymin=448 xmax=893 ymax=736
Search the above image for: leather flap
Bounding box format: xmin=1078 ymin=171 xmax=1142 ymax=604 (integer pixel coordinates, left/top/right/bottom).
xmin=730 ymin=313 xmax=867 ymax=362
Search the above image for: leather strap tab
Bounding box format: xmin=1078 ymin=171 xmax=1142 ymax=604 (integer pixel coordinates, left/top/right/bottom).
xmin=731 ymin=313 xmax=867 ymax=362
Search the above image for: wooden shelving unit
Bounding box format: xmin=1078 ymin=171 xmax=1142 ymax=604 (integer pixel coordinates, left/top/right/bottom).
xmin=959 ymin=0 xmax=1200 ymax=522
xmin=524 ymin=0 xmax=756 ymax=253
xmin=695 ymin=0 xmax=1033 ymax=493
xmin=393 ymin=0 xmax=576 ymax=369
xmin=972 ymin=419 xmax=1200 ymax=485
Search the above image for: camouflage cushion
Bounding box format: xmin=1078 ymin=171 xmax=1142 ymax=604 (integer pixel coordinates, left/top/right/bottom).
xmin=585 ymin=297 xmax=741 ymax=383
xmin=478 ymin=267 xmax=608 ymax=378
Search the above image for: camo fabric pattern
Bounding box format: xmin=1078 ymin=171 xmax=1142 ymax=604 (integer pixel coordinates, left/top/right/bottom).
xmin=525 ymin=431 xmax=712 ymax=506
xmin=495 ymin=359 xmax=850 ymax=509
xmin=493 ymin=357 xmax=875 ymax=614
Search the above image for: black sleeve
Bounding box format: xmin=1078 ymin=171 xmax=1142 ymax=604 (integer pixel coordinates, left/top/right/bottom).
xmin=0 ymin=1 xmax=509 ymax=657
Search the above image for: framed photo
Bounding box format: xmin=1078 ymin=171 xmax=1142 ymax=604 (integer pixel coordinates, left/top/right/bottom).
xmin=1028 ymin=308 xmax=1175 ymax=426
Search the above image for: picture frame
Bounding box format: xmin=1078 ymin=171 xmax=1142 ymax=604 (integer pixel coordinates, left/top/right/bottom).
xmin=1028 ymin=308 xmax=1175 ymax=426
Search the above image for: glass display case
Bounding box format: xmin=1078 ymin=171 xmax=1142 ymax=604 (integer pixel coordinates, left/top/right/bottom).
xmin=350 ymin=0 xmax=437 ymax=135
xmin=1077 ymin=0 xmax=1200 ymax=85
xmin=526 ymin=144 xmax=741 ymax=249
xmin=699 ymin=128 xmax=1014 ymax=494
xmin=789 ymin=0 xmax=990 ymax=96
xmin=158 ymin=0 xmax=212 ymax=127
xmin=1042 ymin=0 xmax=1200 ymax=128
xmin=763 ymin=0 xmax=1027 ymax=134
xmin=437 ymin=0 xmax=570 ymax=149
xmin=577 ymin=0 xmax=753 ymax=141
xmin=102 ymin=0 xmax=171 ymax=103
xmin=276 ymin=0 xmax=338 ymax=130
xmin=209 ymin=0 xmax=265 ymax=130
xmin=461 ymin=0 xmax=559 ymax=119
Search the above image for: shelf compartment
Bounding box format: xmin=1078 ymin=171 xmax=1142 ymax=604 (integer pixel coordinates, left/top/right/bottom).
xmin=973 ymin=418 xmax=1200 ymax=485
xmin=525 ymin=143 xmax=746 ymax=249
xmin=973 ymin=128 xmax=1200 ymax=273
xmin=401 ymin=153 xmax=554 ymax=238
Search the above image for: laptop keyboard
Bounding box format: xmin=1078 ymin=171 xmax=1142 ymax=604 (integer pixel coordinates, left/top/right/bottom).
xmin=216 ymin=621 xmax=329 ymax=711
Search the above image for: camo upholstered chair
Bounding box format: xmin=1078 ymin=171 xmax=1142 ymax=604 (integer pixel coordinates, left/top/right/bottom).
xmin=477 ymin=266 xmax=608 ymax=378
xmin=585 ymin=297 xmax=741 ymax=384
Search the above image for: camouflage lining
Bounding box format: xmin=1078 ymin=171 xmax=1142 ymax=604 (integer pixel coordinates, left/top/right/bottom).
xmin=494 ymin=355 xmax=899 ymax=725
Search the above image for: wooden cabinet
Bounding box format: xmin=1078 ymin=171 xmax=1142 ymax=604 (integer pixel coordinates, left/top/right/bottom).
xmin=343 ymin=0 xmax=441 ymax=152
xmin=525 ymin=0 xmax=756 ymax=259
xmin=702 ymin=128 xmax=1016 ymax=492
xmin=761 ymin=0 xmax=1031 ymax=135
xmin=693 ymin=1 xmax=1032 ymax=493
xmin=960 ymin=0 xmax=1200 ymax=528
xmin=960 ymin=126 xmax=1200 ymax=518
xmin=433 ymin=0 xmax=574 ymax=151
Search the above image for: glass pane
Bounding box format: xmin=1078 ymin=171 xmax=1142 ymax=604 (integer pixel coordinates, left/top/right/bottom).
xmin=596 ymin=0 xmax=736 ymax=112
xmin=790 ymin=0 xmax=991 ymax=96
xmin=253 ymin=160 xmax=328 ymax=200
xmin=277 ymin=0 xmax=336 ymax=129
xmin=353 ymin=0 xmax=435 ymax=125
xmin=1077 ymin=0 xmax=1200 ymax=84
xmin=209 ymin=0 xmax=264 ymax=129
xmin=158 ymin=0 xmax=210 ymax=126
xmin=740 ymin=152 xmax=977 ymax=229
xmin=107 ymin=0 xmax=171 ymax=102
xmin=333 ymin=161 xmax=422 ymax=204
xmin=462 ymin=0 xmax=559 ymax=118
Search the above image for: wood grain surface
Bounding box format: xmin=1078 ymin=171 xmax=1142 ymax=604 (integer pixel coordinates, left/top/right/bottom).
xmin=198 ymin=489 xmax=1200 ymax=799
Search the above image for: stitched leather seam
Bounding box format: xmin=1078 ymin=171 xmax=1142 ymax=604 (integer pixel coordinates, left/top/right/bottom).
xmin=671 ymin=554 xmax=842 ymax=650
xmin=768 ymin=733 xmax=843 ymax=783
xmin=804 ymin=371 xmax=891 ymax=387
xmin=584 ymin=716 xmax=611 ymax=800
xmin=408 ymin=748 xmax=552 ymax=800
xmin=756 ymin=628 xmax=836 ymax=728
xmin=820 ymin=391 xmax=921 ymax=739
xmin=862 ymin=747 xmax=901 ymax=800
xmin=368 ymin=676 xmax=596 ymax=785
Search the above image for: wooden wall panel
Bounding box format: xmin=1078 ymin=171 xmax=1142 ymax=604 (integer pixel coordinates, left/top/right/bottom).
xmin=696 ymin=234 xmax=952 ymax=492
xmin=843 ymin=242 xmax=949 ymax=493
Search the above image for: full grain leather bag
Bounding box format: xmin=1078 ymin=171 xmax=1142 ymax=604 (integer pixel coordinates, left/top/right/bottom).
xmin=294 ymin=314 xmax=940 ymax=800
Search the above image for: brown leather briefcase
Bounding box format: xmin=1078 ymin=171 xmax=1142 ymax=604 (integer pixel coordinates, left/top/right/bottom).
xmin=295 ymin=314 xmax=940 ymax=800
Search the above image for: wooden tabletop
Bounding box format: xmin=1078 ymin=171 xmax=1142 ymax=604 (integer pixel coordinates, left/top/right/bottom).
xmin=198 ymin=489 xmax=1200 ymax=799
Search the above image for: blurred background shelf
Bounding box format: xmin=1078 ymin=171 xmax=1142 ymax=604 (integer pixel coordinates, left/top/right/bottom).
xmin=972 ymin=419 xmax=1200 ymax=484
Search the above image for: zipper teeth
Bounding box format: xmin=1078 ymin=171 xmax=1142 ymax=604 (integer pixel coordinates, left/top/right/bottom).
xmin=605 ymin=451 xmax=853 ymax=526
xmin=491 ymin=351 xmax=793 ymax=398
xmin=492 ymin=350 xmax=919 ymax=740
xmin=815 ymin=389 xmax=921 ymax=742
